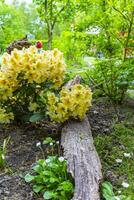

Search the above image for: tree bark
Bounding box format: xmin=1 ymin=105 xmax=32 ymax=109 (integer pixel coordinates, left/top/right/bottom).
xmin=61 ymin=76 xmax=103 ymax=200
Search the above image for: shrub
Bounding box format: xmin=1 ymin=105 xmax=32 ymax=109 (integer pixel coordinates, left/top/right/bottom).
xmin=87 ymin=58 xmax=134 ymax=104
xmin=0 ymin=46 xmax=92 ymax=123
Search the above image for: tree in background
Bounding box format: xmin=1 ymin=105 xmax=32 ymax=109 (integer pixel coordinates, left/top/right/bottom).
xmin=33 ymin=0 xmax=75 ymax=49
xmin=0 ymin=1 xmax=44 ymax=52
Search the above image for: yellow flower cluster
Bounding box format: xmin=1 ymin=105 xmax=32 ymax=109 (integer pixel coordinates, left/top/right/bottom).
xmin=0 ymin=108 xmax=14 ymax=124
xmin=47 ymin=84 xmax=92 ymax=122
xmin=1 ymin=47 xmax=66 ymax=101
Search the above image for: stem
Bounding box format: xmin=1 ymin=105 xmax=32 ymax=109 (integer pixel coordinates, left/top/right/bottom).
xmin=123 ymin=11 xmax=134 ymax=61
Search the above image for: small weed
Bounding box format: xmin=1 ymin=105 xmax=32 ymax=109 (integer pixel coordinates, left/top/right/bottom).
xmin=0 ymin=137 xmax=10 ymax=169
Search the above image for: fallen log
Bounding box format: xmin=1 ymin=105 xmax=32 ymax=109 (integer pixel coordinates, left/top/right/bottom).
xmin=61 ymin=117 xmax=102 ymax=200
xmin=61 ymin=76 xmax=102 ymax=200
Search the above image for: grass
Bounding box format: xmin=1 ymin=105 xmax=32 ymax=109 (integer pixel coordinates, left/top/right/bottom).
xmin=94 ymin=122 xmax=134 ymax=199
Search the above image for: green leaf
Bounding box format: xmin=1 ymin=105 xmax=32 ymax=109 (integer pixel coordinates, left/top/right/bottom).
xmin=29 ymin=113 xmax=45 ymax=122
xmin=43 ymin=137 xmax=55 ymax=145
xmin=57 ymin=181 xmax=73 ymax=192
xmin=102 ymin=181 xmax=116 ymax=200
xmin=33 ymin=185 xmax=44 ymax=193
xmin=49 ymin=177 xmax=59 ymax=183
xmin=37 ymin=159 xmax=46 ymax=166
xmin=24 ymin=174 xmax=34 ymax=183
xmin=43 ymin=191 xmax=57 ymax=199
xmin=33 ymin=164 xmax=42 ymax=173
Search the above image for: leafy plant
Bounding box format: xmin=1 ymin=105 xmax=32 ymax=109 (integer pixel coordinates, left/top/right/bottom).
xmin=102 ymin=182 xmax=132 ymax=200
xmin=88 ymin=58 xmax=134 ymax=104
xmin=25 ymin=156 xmax=74 ymax=200
xmin=43 ymin=137 xmax=55 ymax=145
xmin=0 ymin=137 xmax=10 ymax=169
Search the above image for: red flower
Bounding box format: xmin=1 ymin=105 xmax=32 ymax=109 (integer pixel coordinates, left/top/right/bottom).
xmin=36 ymin=41 xmax=42 ymax=49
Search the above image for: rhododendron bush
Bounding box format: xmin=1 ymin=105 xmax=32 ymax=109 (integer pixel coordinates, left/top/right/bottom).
xmin=0 ymin=46 xmax=92 ymax=123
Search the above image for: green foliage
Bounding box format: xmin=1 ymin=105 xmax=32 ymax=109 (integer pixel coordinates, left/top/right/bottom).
xmin=0 ymin=2 xmax=42 ymax=52
xmin=25 ymin=156 xmax=74 ymax=200
xmin=95 ymin=121 xmax=134 ymax=199
xmin=53 ymin=31 xmax=91 ymax=64
xmin=102 ymin=181 xmax=132 ymax=200
xmin=33 ymin=0 xmax=75 ymax=49
xmin=0 ymin=137 xmax=10 ymax=169
xmin=43 ymin=137 xmax=55 ymax=145
xmin=102 ymin=181 xmax=116 ymax=200
xmin=71 ymin=0 xmax=134 ymax=104
xmin=87 ymin=58 xmax=134 ymax=103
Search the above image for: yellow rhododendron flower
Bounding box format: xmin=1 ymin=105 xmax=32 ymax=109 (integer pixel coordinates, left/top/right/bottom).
xmin=0 ymin=108 xmax=14 ymax=124
xmin=0 ymin=46 xmax=92 ymax=124
xmin=47 ymin=84 xmax=92 ymax=122
xmin=0 ymin=47 xmax=66 ymax=103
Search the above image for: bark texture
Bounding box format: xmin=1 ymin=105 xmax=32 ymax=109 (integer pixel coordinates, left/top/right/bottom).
xmin=61 ymin=117 xmax=102 ymax=200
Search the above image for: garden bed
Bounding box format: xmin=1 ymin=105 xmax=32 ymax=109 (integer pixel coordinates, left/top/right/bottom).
xmin=0 ymin=97 xmax=133 ymax=199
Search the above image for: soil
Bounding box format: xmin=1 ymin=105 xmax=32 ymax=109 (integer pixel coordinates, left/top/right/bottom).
xmin=0 ymin=97 xmax=133 ymax=200
xmin=0 ymin=124 xmax=61 ymax=200
xmin=88 ymin=98 xmax=134 ymax=136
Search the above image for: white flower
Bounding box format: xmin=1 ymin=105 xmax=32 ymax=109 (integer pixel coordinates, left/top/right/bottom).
xmin=122 ymin=182 xmax=129 ymax=188
xmin=36 ymin=142 xmax=41 ymax=147
xmin=45 ymin=159 xmax=51 ymax=163
xmin=1 ymin=154 xmax=5 ymax=160
xmin=118 ymin=191 xmax=121 ymax=194
xmin=124 ymin=153 xmax=131 ymax=158
xmin=115 ymin=159 xmax=122 ymax=163
xmin=115 ymin=197 xmax=120 ymax=200
xmin=58 ymin=156 xmax=65 ymax=162
xmin=56 ymin=141 xmax=59 ymax=144
xmin=50 ymin=142 xmax=53 ymax=146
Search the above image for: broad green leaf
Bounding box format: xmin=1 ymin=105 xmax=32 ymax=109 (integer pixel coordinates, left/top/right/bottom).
xmin=102 ymin=181 xmax=116 ymax=200
xmin=29 ymin=113 xmax=45 ymax=122
xmin=43 ymin=137 xmax=54 ymax=145
xmin=43 ymin=191 xmax=57 ymax=199
xmin=24 ymin=174 xmax=34 ymax=183
xmin=33 ymin=185 xmax=44 ymax=193
xmin=57 ymin=181 xmax=73 ymax=192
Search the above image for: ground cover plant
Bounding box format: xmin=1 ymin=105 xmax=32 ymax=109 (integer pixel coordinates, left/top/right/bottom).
xmin=95 ymin=122 xmax=134 ymax=200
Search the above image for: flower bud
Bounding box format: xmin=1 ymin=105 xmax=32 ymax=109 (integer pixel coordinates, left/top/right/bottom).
xmin=36 ymin=41 xmax=42 ymax=49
